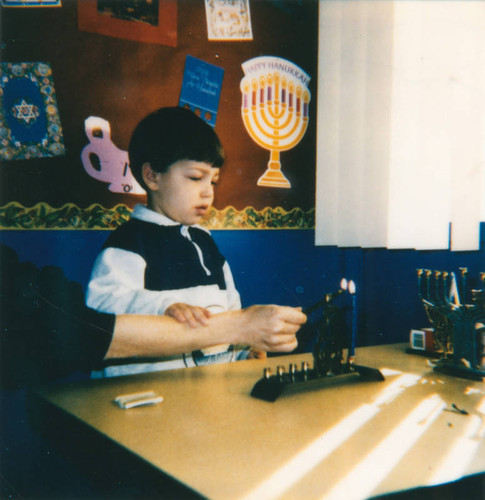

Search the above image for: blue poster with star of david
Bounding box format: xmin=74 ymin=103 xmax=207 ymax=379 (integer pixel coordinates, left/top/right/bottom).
xmin=0 ymin=62 xmax=65 ymax=160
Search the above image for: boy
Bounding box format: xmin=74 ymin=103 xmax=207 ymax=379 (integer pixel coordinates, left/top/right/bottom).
xmin=87 ymin=107 xmax=256 ymax=375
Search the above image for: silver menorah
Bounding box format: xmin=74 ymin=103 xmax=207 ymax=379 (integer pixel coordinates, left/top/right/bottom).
xmin=240 ymin=56 xmax=311 ymax=188
xmin=417 ymin=267 xmax=485 ymax=380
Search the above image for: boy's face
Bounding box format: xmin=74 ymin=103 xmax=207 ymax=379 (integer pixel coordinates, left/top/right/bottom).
xmin=146 ymin=160 xmax=220 ymax=225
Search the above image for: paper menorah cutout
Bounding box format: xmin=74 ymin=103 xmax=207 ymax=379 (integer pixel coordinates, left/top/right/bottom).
xmin=240 ymin=56 xmax=311 ymax=188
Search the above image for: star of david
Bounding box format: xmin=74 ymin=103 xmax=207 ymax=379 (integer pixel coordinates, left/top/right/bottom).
xmin=14 ymin=99 xmax=37 ymax=124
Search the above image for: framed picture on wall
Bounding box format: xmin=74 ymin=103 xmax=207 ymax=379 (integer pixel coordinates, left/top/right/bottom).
xmin=204 ymin=0 xmax=253 ymax=41
xmin=0 ymin=0 xmax=61 ymax=6
xmin=78 ymin=0 xmax=177 ymax=47
xmin=0 ymin=62 xmax=65 ymax=161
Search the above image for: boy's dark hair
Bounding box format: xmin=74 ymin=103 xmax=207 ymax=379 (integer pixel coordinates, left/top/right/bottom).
xmin=128 ymin=106 xmax=225 ymax=190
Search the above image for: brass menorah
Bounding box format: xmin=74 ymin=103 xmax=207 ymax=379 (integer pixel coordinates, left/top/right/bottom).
xmin=417 ymin=268 xmax=485 ymax=380
xmin=240 ymin=57 xmax=311 ymax=188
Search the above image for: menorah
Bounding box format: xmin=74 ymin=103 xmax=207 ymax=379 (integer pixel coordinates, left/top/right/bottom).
xmin=251 ymin=280 xmax=384 ymax=402
xmin=240 ymin=58 xmax=311 ymax=188
xmin=417 ymin=268 xmax=485 ymax=381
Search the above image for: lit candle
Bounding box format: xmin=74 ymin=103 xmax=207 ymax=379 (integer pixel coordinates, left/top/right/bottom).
xmin=348 ymin=280 xmax=357 ymax=365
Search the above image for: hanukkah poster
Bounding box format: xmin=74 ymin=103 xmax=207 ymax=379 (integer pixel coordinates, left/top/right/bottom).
xmin=240 ymin=56 xmax=311 ymax=188
xmin=0 ymin=62 xmax=65 ymax=160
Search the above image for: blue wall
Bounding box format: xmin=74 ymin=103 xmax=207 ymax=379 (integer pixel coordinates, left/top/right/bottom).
xmin=1 ymin=226 xmax=483 ymax=348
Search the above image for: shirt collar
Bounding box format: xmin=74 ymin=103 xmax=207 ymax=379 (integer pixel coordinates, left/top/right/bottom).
xmin=132 ymin=204 xmax=178 ymax=226
xmin=131 ymin=204 xmax=209 ymax=233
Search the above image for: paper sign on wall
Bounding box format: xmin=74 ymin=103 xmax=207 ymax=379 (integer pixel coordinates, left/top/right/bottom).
xmin=179 ymin=55 xmax=224 ymax=127
xmin=205 ymin=0 xmax=252 ymax=41
xmin=81 ymin=116 xmax=145 ymax=195
xmin=240 ymin=56 xmax=311 ymax=188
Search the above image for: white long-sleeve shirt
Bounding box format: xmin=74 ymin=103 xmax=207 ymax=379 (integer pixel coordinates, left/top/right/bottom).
xmin=86 ymin=204 xmax=242 ymax=376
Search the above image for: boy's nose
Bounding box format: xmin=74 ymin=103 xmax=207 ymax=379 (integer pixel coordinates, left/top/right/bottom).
xmin=201 ymin=182 xmax=214 ymax=198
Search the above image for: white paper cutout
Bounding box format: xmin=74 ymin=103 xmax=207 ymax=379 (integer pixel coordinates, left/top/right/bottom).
xmin=81 ymin=116 xmax=144 ymax=195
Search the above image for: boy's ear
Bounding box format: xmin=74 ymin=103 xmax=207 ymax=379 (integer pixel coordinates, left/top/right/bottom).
xmin=142 ymin=163 xmax=160 ymax=191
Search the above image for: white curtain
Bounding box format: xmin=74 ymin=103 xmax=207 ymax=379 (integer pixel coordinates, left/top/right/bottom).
xmin=316 ymin=0 xmax=485 ymax=251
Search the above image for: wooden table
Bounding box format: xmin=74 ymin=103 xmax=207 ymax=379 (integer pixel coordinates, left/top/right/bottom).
xmin=27 ymin=344 xmax=485 ymax=499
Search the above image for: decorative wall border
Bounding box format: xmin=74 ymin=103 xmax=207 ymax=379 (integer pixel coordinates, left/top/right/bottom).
xmin=0 ymin=202 xmax=314 ymax=230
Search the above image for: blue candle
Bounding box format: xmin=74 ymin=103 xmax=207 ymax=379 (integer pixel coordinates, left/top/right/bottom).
xmin=348 ymin=280 xmax=357 ymax=364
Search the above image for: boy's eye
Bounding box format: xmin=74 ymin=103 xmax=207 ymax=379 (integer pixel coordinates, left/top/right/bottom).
xmin=189 ymin=177 xmax=202 ymax=181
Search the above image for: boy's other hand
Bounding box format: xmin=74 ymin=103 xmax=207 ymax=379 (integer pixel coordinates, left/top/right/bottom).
xmin=165 ymin=303 xmax=212 ymax=328
xmin=248 ymin=348 xmax=267 ymax=359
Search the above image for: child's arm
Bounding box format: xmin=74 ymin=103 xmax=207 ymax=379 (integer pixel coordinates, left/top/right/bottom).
xmin=87 ymin=248 xmax=189 ymax=315
xmin=164 ymin=302 xmax=212 ymax=327
xmin=105 ymin=305 xmax=306 ymax=360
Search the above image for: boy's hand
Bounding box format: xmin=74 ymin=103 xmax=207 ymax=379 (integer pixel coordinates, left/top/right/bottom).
xmin=165 ymin=303 xmax=212 ymax=328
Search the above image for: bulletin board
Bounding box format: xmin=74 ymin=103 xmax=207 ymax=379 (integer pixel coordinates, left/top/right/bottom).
xmin=0 ymin=0 xmax=318 ymax=230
